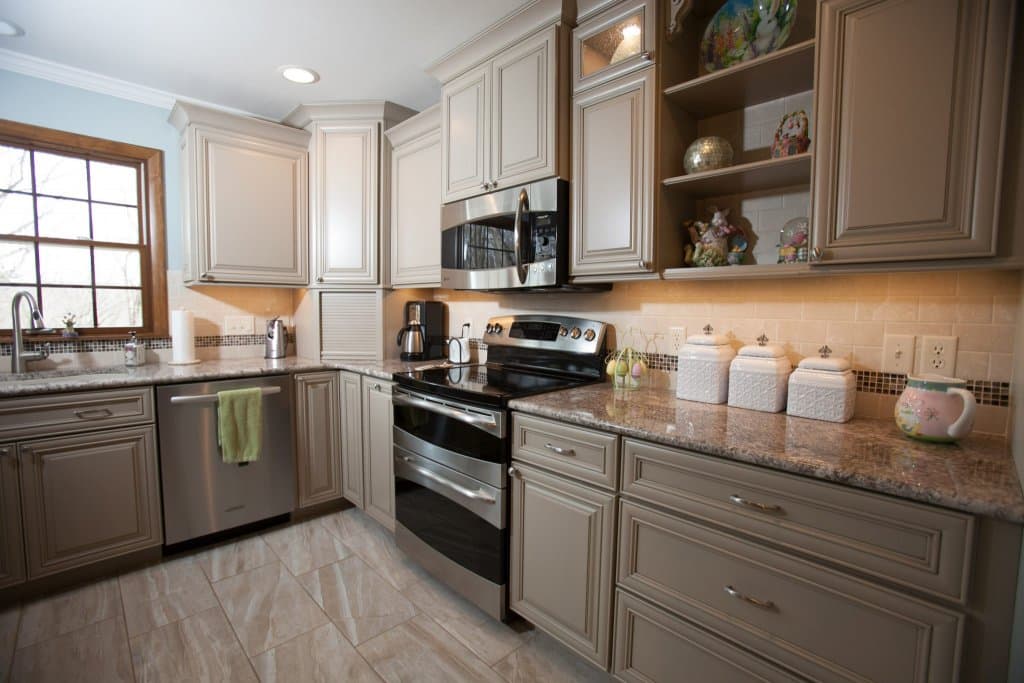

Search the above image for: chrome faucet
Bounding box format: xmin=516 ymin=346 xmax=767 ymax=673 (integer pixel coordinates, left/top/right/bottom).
xmin=10 ymin=291 xmax=53 ymax=373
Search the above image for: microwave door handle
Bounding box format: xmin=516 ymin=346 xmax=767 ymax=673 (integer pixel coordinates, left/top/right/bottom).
xmin=513 ymin=189 xmax=529 ymax=285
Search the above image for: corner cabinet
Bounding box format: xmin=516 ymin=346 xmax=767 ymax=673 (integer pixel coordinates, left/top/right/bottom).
xmin=361 ymin=378 xmax=395 ymax=530
xmin=811 ymin=0 xmax=1015 ymax=264
xmin=339 ymin=371 xmax=365 ymax=507
xmin=0 ymin=444 xmax=24 ymax=589
xmin=295 ymin=372 xmax=343 ymax=509
xmin=169 ymin=102 xmax=310 ymax=286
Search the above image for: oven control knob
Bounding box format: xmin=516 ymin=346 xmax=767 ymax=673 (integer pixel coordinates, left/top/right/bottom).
xmin=485 ymin=323 xmax=494 ymax=334
xmin=559 ymin=326 xmax=568 ymax=337
xmin=570 ymin=327 xmax=582 ymax=339
xmin=583 ymin=328 xmax=596 ymax=342
xmin=492 ymin=323 xmax=503 ymax=334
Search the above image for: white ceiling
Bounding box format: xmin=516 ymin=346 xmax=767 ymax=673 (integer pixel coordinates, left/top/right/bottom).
xmin=0 ymin=0 xmax=524 ymax=119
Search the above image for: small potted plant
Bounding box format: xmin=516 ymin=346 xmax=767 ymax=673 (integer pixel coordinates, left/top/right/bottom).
xmin=61 ymin=313 xmax=79 ymax=338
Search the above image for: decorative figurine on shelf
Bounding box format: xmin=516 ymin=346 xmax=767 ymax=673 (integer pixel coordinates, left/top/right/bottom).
xmin=61 ymin=313 xmax=79 ymax=338
xmin=667 ymin=0 xmax=693 ymax=42
xmin=770 ymin=110 xmax=811 ymax=158
xmin=685 ymin=207 xmax=747 ymax=267
xmin=777 ymin=216 xmax=809 ymax=263
xmin=684 ymin=136 xmax=734 ymax=174
xmin=701 ymin=0 xmax=799 ymax=73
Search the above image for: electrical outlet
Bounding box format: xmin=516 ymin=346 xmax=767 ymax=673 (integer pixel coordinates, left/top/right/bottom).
xmin=669 ymin=326 xmax=687 ymax=354
xmin=919 ymin=335 xmax=958 ymax=375
xmin=224 ymin=315 xmax=254 ymax=335
xmin=882 ymin=334 xmax=916 ymax=374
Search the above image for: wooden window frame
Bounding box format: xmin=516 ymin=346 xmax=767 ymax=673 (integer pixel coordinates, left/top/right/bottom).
xmin=0 ymin=118 xmax=167 ymax=340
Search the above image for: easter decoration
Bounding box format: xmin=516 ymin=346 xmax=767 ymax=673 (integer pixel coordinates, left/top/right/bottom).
xmin=777 ymin=216 xmax=809 ymax=263
xmin=700 ymin=0 xmax=799 ymax=73
xmin=605 ymin=327 xmax=660 ymax=390
xmin=61 ymin=313 xmax=79 ymax=338
xmin=683 ymin=136 xmax=734 ymax=175
xmin=683 ymin=207 xmax=748 ymax=267
xmin=770 ymin=110 xmax=811 ymax=158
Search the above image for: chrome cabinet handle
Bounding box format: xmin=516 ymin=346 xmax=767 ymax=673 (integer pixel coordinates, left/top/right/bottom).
xmin=74 ymin=408 xmax=114 ymax=420
xmin=544 ymin=443 xmax=576 ymax=457
xmin=729 ymin=494 xmax=783 ymax=513
xmin=399 ymin=455 xmax=496 ymax=504
xmin=724 ymin=585 xmax=775 ymax=609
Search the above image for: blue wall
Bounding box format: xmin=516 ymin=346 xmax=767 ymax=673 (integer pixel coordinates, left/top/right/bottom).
xmin=0 ymin=69 xmax=183 ymax=267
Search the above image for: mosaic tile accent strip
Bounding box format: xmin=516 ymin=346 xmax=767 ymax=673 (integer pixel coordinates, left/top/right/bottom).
xmin=0 ymin=333 xmax=296 ymax=357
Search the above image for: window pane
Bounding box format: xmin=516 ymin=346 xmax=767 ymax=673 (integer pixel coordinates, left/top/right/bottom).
xmin=38 ymin=243 xmax=91 ymax=285
xmin=34 ymin=151 xmax=88 ymax=199
xmin=37 ymin=197 xmax=90 ymax=240
xmin=96 ymin=288 xmax=141 ymax=327
xmin=91 ymin=203 xmax=139 ymax=244
xmin=0 ymin=286 xmax=39 ymax=329
xmin=89 ymin=161 xmax=138 ymax=205
xmin=40 ymin=286 xmax=94 ymax=328
xmin=0 ymin=146 xmax=32 ymax=192
xmin=0 ymin=240 xmax=36 ymax=283
xmin=94 ymin=248 xmax=141 ymax=286
xmin=0 ymin=192 xmax=36 ymax=236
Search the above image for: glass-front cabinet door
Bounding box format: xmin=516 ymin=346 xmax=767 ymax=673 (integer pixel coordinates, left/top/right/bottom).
xmin=573 ymin=0 xmax=655 ymax=92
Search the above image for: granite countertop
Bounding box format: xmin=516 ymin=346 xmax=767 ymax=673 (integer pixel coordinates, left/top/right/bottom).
xmin=509 ymin=384 xmax=1024 ymax=523
xmin=333 ymin=359 xmax=435 ymax=381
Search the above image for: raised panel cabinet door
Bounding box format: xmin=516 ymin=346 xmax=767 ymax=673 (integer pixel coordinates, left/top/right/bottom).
xmin=362 ymin=378 xmax=395 ymax=531
xmin=509 ymin=462 xmax=616 ymax=668
xmin=390 ymin=129 xmax=442 ymax=287
xmin=339 ymin=371 xmax=365 ymax=508
xmin=442 ymin=64 xmax=490 ymax=202
xmin=0 ymin=444 xmax=25 ymax=589
xmin=491 ymin=26 xmax=559 ymax=189
xmin=570 ymin=67 xmax=654 ymax=278
xmin=311 ymin=121 xmax=381 ymax=285
xmin=195 ymin=127 xmax=309 ymax=284
xmin=295 ymin=372 xmax=343 ymax=508
xmin=812 ymin=0 xmax=1014 ymax=263
xmin=18 ymin=426 xmax=161 ymax=578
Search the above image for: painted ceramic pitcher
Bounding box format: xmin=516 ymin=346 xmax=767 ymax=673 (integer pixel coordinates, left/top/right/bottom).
xmin=895 ymin=375 xmax=977 ymax=443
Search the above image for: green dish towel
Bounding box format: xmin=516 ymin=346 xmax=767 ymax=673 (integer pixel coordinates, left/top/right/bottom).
xmin=217 ymin=388 xmax=263 ymax=463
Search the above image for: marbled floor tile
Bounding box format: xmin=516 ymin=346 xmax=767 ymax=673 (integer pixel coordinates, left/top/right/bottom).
xmin=196 ymin=535 xmax=277 ymax=582
xmin=251 ymin=622 xmax=383 ymax=683
xmin=357 ymin=613 xmax=504 ymax=683
xmin=16 ymin=577 xmax=121 ymax=649
xmin=343 ymin=529 xmax=428 ymax=592
xmin=262 ymin=520 xmax=352 ymax=576
xmin=492 ymin=631 xmax=612 ymax=683
xmin=212 ymin=561 xmax=329 ymax=657
xmin=119 ymin=556 xmax=219 ymax=637
xmin=298 ymin=556 xmax=417 ymax=645
xmin=318 ymin=508 xmax=386 ymax=543
xmin=402 ymin=577 xmax=529 ymax=666
xmin=9 ymin=616 xmax=133 ymax=683
xmin=1 ymin=605 xmax=19 ymax=682
xmin=129 ymin=606 xmax=256 ymax=683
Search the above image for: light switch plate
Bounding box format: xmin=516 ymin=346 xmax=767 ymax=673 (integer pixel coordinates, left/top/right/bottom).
xmin=882 ymin=334 xmax=916 ymax=374
xmin=224 ymin=315 xmax=254 ymax=335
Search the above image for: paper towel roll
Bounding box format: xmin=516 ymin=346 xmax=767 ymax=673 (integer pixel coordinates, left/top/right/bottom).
xmin=169 ymin=309 xmax=198 ymax=365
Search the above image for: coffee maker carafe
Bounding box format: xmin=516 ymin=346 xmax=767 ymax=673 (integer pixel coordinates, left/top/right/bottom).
xmin=397 ymin=301 xmax=446 ymax=361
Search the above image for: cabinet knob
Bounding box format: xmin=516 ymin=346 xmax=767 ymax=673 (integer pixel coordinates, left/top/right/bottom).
xmin=200 ymin=273 xmax=214 ymax=281
xmin=639 ymin=51 xmax=652 ymax=62
xmin=316 ymin=276 xmax=324 ymax=283
xmin=638 ymin=260 xmax=650 ymax=270
xmin=372 ymin=383 xmax=381 ymax=391
xmin=811 ymin=247 xmax=823 ymax=262
xmin=481 ymin=182 xmax=490 ymax=190
xmin=508 ymin=466 xmax=518 ymax=477
xmin=490 ymin=180 xmax=498 ymax=189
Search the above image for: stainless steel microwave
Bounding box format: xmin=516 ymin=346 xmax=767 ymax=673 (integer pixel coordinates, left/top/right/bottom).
xmin=440 ymin=178 xmax=570 ymax=291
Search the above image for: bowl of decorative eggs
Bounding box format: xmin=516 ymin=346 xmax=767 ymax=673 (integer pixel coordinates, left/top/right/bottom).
xmin=605 ymin=347 xmax=649 ymax=390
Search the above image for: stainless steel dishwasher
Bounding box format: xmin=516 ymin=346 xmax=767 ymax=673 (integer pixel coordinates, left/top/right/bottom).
xmin=156 ymin=374 xmax=295 ymax=545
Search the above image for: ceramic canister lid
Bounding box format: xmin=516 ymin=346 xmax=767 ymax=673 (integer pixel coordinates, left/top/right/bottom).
xmin=737 ymin=333 xmax=785 ymax=358
xmin=797 ymin=344 xmax=851 ymax=372
xmin=685 ymin=324 xmax=730 ymax=347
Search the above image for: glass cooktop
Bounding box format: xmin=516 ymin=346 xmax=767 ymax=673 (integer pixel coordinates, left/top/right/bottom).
xmin=394 ymin=364 xmax=590 ymax=408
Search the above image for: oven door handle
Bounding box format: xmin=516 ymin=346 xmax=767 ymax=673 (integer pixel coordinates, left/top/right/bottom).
xmin=512 ymin=188 xmax=529 ymax=285
xmin=398 ymin=455 xmax=496 ymax=504
xmin=392 ymin=393 xmax=499 ymax=435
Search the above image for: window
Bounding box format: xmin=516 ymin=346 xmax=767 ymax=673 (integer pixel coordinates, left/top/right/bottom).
xmin=0 ymin=119 xmax=166 ymax=337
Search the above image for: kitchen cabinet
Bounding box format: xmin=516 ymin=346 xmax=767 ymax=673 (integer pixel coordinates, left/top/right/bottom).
xmin=0 ymin=443 xmax=24 ymax=589
xmin=169 ymin=102 xmax=310 ymax=286
xmin=361 ymin=377 xmax=395 ymax=530
xmin=572 ymin=0 xmax=656 ymax=93
xmin=811 ymin=0 xmax=1015 ymax=264
xmin=339 ymin=371 xmax=365 ymax=507
xmin=386 ymin=106 xmax=442 ymax=288
xmin=294 ymin=372 xmax=343 ymax=509
xmin=442 ymin=65 xmax=490 ymax=202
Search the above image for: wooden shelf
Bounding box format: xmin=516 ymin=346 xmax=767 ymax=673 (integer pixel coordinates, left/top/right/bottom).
xmin=662 ymin=153 xmax=811 ymax=198
xmin=664 ymin=40 xmax=817 ymax=118
xmin=662 ymin=263 xmax=814 ymax=280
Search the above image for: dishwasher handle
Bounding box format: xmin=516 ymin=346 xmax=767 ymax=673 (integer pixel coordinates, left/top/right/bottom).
xmin=169 ymin=386 xmax=282 ymax=405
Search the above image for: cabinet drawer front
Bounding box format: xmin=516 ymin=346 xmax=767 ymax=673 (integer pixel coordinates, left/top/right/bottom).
xmin=621 ymin=438 xmax=973 ymax=602
xmin=513 ymin=413 xmax=619 ymax=488
xmin=613 ymin=590 xmax=802 ymax=683
xmin=0 ymin=387 xmax=154 ymax=440
xmin=618 ymin=501 xmax=962 ymax=683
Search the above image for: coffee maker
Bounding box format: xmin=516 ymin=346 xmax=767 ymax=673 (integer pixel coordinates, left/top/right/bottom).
xmin=397 ymin=301 xmax=446 ymax=361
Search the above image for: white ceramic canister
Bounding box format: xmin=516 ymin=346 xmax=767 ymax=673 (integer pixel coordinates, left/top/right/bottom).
xmin=787 ymin=346 xmax=856 ymax=423
xmin=676 ymin=326 xmax=736 ymax=404
xmin=728 ymin=336 xmax=791 ymax=413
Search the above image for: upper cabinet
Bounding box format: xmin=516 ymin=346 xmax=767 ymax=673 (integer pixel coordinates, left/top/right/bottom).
xmin=811 ymin=0 xmax=1015 ymax=264
xmin=170 ymin=102 xmax=310 ymax=286
xmin=385 ymin=106 xmax=442 ymax=288
xmin=442 ymin=65 xmax=491 ymax=201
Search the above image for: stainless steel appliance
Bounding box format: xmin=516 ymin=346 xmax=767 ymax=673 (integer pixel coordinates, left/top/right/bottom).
xmin=397 ymin=300 xmax=447 ymax=361
xmin=265 ymin=317 xmax=287 ymax=359
xmin=157 ymin=375 xmax=295 ymax=545
xmin=392 ymin=314 xmax=609 ymax=620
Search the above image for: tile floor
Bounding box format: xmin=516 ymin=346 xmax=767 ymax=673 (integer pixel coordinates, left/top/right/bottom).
xmin=0 ymin=508 xmax=612 ymax=683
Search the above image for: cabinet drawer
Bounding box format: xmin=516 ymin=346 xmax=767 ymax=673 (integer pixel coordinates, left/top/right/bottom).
xmin=0 ymin=387 xmax=154 ymax=440
xmin=617 ymin=500 xmax=962 ymax=683
xmin=621 ymin=438 xmax=973 ymax=602
xmin=613 ymin=590 xmax=802 ymax=683
xmin=513 ymin=413 xmax=618 ymax=489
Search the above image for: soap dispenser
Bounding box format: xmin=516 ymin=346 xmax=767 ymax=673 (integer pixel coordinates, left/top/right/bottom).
xmin=124 ymin=330 xmax=146 ymax=367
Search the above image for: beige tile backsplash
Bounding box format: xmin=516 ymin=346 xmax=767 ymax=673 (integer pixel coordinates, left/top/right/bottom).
xmin=166 ymin=269 xmax=296 ymax=336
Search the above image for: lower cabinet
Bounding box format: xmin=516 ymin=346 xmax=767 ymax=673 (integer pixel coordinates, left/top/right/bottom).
xmin=362 ymin=378 xmax=395 ymax=530
xmin=17 ymin=426 xmax=161 ymax=579
xmin=0 ymin=443 xmax=25 ymax=589
xmin=339 ymin=371 xmax=365 ymax=507
xmin=295 ymin=372 xmax=344 ymax=508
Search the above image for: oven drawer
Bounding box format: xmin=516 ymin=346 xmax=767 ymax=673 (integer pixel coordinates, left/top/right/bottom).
xmin=617 ymin=500 xmax=963 ymax=683
xmin=620 ymin=438 xmax=974 ymax=602
xmin=513 ymin=413 xmax=618 ymax=489
xmin=0 ymin=387 xmax=154 ymax=440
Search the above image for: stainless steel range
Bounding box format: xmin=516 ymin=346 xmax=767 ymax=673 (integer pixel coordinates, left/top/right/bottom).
xmin=392 ymin=314 xmax=609 ymax=620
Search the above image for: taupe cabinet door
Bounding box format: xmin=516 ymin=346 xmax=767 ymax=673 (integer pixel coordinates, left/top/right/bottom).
xmin=295 ymin=372 xmax=343 ymax=508
xmin=0 ymin=443 xmax=25 ymax=589
xmin=388 ymin=110 xmax=442 ymax=288
xmin=339 ymin=371 xmax=365 ymax=507
xmin=812 ymin=0 xmax=1014 ymax=263
xmin=442 ymin=64 xmax=490 ymax=202
xmin=570 ymin=67 xmax=655 ymax=278
xmin=509 ymin=463 xmax=616 ymax=668
xmin=18 ymin=426 xmax=161 ymax=578
xmin=362 ymin=378 xmax=395 ymax=530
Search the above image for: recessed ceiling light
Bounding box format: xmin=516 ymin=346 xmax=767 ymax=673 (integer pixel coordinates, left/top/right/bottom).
xmin=278 ymin=66 xmax=320 ymax=84
xmin=0 ymin=19 xmax=25 ymax=37
xmin=621 ymin=23 xmax=641 ymax=39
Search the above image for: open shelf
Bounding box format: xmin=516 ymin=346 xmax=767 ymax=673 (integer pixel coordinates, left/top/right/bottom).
xmin=662 ymin=263 xmax=814 ymax=280
xmin=663 ymin=153 xmax=811 ymax=198
xmin=664 ymin=40 xmax=816 ymax=118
